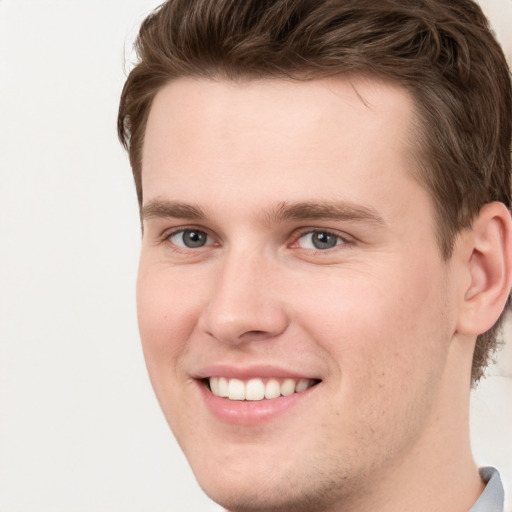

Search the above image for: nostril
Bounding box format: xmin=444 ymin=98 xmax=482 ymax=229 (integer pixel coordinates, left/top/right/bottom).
xmin=239 ymin=330 xmax=272 ymax=340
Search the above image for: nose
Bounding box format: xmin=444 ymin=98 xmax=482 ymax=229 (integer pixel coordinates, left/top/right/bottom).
xmin=199 ymin=250 xmax=289 ymax=345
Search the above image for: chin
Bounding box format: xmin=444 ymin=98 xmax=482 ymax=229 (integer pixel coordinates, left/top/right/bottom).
xmin=199 ymin=481 xmax=326 ymax=512
xmin=187 ymin=449 xmax=349 ymax=512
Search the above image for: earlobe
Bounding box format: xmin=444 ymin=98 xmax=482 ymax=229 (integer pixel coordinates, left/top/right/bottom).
xmin=456 ymin=202 xmax=512 ymax=336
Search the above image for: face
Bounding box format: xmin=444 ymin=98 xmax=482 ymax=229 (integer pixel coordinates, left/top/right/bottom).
xmin=138 ymin=76 xmax=460 ymax=512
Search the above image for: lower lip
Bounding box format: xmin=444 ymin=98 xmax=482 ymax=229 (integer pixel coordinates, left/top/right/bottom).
xmin=199 ymin=382 xmax=317 ymax=425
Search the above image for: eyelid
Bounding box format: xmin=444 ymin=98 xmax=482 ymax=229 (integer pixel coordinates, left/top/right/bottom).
xmin=156 ymin=224 xmax=353 ymax=253
xmin=162 ymin=224 xmax=206 ymax=238
xmin=162 ymin=225 xmax=218 ymax=249
xmin=290 ymin=227 xmax=354 ymax=250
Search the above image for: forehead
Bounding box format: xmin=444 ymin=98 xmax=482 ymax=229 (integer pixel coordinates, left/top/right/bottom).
xmin=144 ymin=76 xmax=415 ymax=159
xmin=141 ymin=76 xmax=421 ymax=217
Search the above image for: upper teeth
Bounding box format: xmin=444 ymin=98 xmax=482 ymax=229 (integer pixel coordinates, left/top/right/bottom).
xmin=208 ymin=377 xmax=315 ymax=401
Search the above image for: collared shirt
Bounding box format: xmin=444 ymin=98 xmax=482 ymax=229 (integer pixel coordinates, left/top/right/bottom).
xmin=468 ymin=467 xmax=504 ymax=512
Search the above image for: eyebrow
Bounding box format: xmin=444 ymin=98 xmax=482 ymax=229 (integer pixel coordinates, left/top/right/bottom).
xmin=140 ymin=198 xmax=384 ymax=226
xmin=141 ymin=199 xmax=206 ymax=221
xmin=264 ymin=201 xmax=384 ymax=226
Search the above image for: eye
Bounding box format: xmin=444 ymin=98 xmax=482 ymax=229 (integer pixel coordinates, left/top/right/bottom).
xmin=296 ymin=230 xmax=345 ymax=250
xmin=168 ymin=229 xmax=210 ymax=248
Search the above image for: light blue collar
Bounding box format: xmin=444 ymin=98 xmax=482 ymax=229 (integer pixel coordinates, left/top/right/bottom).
xmin=468 ymin=467 xmax=504 ymax=512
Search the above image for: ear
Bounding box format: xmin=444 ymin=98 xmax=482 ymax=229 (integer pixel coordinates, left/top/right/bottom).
xmin=456 ymin=202 xmax=512 ymax=336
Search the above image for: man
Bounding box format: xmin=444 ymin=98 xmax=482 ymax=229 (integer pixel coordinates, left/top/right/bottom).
xmin=118 ymin=1 xmax=512 ymax=511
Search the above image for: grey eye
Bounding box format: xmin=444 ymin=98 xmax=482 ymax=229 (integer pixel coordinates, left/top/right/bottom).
xmin=170 ymin=229 xmax=209 ymax=248
xmin=297 ymin=231 xmax=342 ymax=250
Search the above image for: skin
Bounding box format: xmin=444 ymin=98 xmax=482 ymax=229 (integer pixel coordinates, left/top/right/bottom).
xmin=137 ymin=76 xmax=511 ymax=512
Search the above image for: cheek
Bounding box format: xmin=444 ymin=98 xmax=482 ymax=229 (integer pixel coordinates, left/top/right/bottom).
xmin=136 ymin=267 xmax=205 ymax=438
xmin=293 ymin=261 xmax=452 ymax=382
xmin=136 ymin=267 xmax=200 ymax=373
xmin=295 ymin=268 xmax=452 ymax=452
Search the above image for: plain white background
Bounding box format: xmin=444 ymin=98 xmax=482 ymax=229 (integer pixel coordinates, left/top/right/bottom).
xmin=0 ymin=1 xmax=510 ymax=511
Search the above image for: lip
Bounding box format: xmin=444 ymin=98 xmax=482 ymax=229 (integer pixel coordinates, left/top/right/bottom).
xmin=195 ymin=364 xmax=318 ymax=381
xmin=195 ymin=365 xmax=321 ymax=425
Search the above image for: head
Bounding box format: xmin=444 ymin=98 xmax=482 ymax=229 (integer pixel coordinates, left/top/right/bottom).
xmin=118 ymin=1 xmax=512 ymax=510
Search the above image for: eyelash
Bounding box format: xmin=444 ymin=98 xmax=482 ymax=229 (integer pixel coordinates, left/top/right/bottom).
xmin=160 ymin=226 xmax=353 ymax=254
xmin=163 ymin=227 xmax=214 ymax=251
xmin=291 ymin=228 xmax=352 ymax=252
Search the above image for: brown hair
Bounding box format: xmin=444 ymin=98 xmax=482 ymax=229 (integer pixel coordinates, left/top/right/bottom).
xmin=118 ymin=0 xmax=512 ymax=383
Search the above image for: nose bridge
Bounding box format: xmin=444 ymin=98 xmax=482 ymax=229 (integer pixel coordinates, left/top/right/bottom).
xmin=200 ymin=246 xmax=287 ymax=344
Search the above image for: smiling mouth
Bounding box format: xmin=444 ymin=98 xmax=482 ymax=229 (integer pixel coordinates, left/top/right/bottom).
xmin=205 ymin=377 xmax=320 ymax=401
